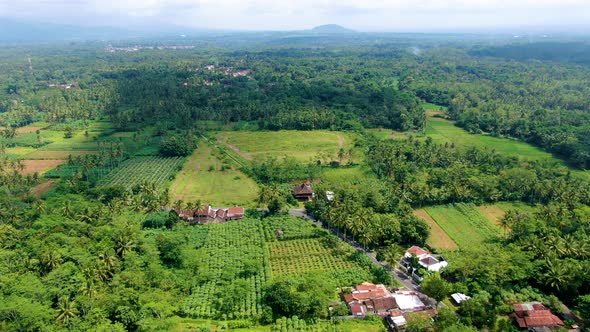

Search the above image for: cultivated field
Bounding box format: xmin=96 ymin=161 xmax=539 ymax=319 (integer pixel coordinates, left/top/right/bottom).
xmin=179 ymin=316 xmax=386 ymax=332
xmin=414 ymin=209 xmax=458 ymax=250
xmin=97 ymin=156 xmax=184 ymax=188
xmin=416 ymin=202 xmax=537 ymax=250
xmin=169 ymin=144 xmax=258 ymax=206
xmin=478 ymin=201 xmax=537 ymax=227
xmin=180 ymin=216 xmax=376 ymax=321
xmin=31 ymin=180 xmax=55 ymax=198
xmin=216 ymin=130 xmax=356 ymax=162
xmin=182 ymin=220 xmax=267 ymax=319
xmin=269 ymin=238 xmax=358 ymax=276
xmin=19 ymin=159 xmax=65 ymax=175
xmin=422 ymin=203 xmax=501 ymax=248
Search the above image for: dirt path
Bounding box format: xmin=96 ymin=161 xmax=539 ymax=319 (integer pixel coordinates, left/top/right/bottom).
xmin=337 ymin=135 xmax=345 ymax=148
xmin=414 ymin=209 xmax=459 ymax=250
xmin=225 ymin=142 xmax=253 ymax=160
xmin=214 ymin=136 xmax=253 ymax=161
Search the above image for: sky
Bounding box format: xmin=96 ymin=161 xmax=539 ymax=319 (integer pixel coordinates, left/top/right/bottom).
xmin=0 ymin=0 xmax=589 ymax=32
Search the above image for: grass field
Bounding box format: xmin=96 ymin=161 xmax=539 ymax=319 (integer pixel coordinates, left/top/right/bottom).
xmin=421 ymin=105 xmax=590 ymax=180
xmin=367 ymin=128 xmax=410 ymax=140
xmin=217 ymin=130 xmax=357 ymax=162
xmin=416 ymin=202 xmax=537 ymax=250
xmin=169 ymin=144 xmax=258 ymax=206
xmin=97 ymin=156 xmax=184 ymax=189
xmin=423 ymin=203 xmax=501 ymax=248
xmin=426 ymin=116 xmax=559 ymax=163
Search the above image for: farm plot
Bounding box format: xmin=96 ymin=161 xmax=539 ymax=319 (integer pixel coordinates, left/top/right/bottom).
xmin=269 ymin=238 xmax=359 ymax=277
xmin=217 ymin=130 xmax=357 ymax=162
xmin=181 ymin=220 xmax=270 ymax=319
xmin=424 ymin=203 xmax=501 ymax=248
xmin=260 ymin=216 xmax=321 ymax=241
xmin=97 ymin=156 xmax=184 ymax=188
xmin=169 ymin=144 xmax=258 ymax=206
xmin=19 ymin=159 xmax=65 ymax=175
xmin=414 ymin=209 xmax=458 ymax=250
xmin=478 ymin=202 xmax=537 ymax=227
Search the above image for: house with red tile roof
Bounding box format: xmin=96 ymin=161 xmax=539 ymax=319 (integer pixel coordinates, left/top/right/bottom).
xmin=404 ymin=246 xmax=430 ymax=258
xmin=402 ymin=246 xmax=448 ymax=274
xmin=342 ymin=282 xmax=397 ymax=317
xmin=512 ymin=302 xmax=564 ymax=331
xmin=173 ymin=205 xmax=244 ymax=224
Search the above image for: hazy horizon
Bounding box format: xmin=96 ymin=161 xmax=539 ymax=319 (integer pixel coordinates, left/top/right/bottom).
xmin=1 ymin=0 xmax=590 ymax=34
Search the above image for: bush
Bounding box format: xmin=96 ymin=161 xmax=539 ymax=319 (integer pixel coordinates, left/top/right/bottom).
xmin=159 ymin=135 xmax=196 ymax=157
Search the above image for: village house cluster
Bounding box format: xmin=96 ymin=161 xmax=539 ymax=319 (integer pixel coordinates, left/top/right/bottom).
xmin=339 ymin=282 xmax=436 ymax=331
xmin=106 ymin=45 xmax=195 ymax=53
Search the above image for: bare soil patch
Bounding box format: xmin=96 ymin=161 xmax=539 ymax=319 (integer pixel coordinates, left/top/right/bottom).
xmin=220 ymin=141 xmax=253 ymax=161
xmin=337 ymin=135 xmax=345 ymax=148
xmin=16 ymin=126 xmax=45 ymax=134
xmin=414 ymin=209 xmax=459 ymax=250
xmin=31 ymin=180 xmax=55 ymax=198
xmin=19 ymin=159 xmax=65 ymax=175
xmin=25 ymin=150 xmax=95 ymax=159
xmin=477 ymin=205 xmax=506 ymax=227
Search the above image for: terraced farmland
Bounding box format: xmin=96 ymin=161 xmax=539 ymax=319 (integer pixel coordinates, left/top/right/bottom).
xmin=97 ymin=156 xmax=184 ymax=188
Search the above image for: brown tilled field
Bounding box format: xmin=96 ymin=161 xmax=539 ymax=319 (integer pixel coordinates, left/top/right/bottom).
xmin=477 ymin=205 xmax=506 ymax=227
xmin=31 ymin=180 xmax=55 ymax=198
xmin=25 ymin=150 xmax=95 ymax=159
xmin=19 ymin=160 xmax=65 ymax=175
xmin=414 ymin=209 xmax=459 ymax=250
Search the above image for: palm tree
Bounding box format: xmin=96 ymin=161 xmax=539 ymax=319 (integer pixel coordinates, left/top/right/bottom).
xmin=61 ymin=201 xmax=74 ymax=218
xmin=55 ymin=296 xmax=79 ymax=325
xmin=173 ymin=200 xmax=184 ymax=211
xmin=41 ymin=250 xmax=63 ymax=274
xmin=114 ymin=234 xmax=135 ymax=258
xmin=543 ymin=259 xmax=569 ymax=292
xmin=498 ymin=216 xmax=512 ymax=237
xmin=79 ymin=280 xmax=97 ymax=299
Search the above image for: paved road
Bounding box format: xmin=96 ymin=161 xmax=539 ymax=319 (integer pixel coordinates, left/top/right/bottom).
xmin=288 ymin=208 xmax=427 ymax=295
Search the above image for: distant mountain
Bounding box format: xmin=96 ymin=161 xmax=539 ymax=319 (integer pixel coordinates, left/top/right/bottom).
xmin=0 ymin=18 xmax=139 ymax=43
xmin=309 ymin=24 xmax=355 ymax=34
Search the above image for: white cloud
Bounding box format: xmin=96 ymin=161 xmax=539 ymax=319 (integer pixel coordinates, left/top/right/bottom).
xmin=0 ymin=0 xmax=589 ymax=30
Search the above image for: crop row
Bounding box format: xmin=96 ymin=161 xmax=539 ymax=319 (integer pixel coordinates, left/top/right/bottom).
xmin=183 ymin=220 xmax=270 ymax=319
xmin=97 ymin=156 xmax=184 ymax=188
xmin=269 ymin=239 xmax=356 ymax=276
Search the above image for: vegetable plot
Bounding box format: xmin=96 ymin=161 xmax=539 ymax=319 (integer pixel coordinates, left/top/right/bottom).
xmin=97 ymin=156 xmax=184 ymax=188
